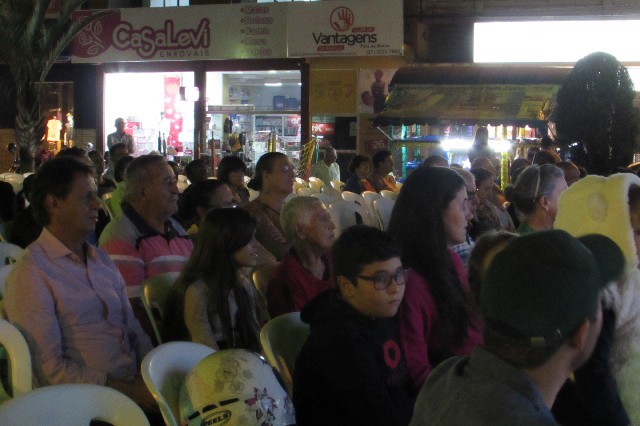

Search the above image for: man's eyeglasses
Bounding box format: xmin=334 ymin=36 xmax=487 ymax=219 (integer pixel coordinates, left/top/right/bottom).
xmin=357 ymin=268 xmax=410 ymax=291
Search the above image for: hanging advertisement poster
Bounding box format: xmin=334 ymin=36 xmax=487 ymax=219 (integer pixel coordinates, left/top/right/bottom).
xmin=71 ymin=3 xmax=287 ymax=63
xmin=287 ymin=0 xmax=403 ymax=58
xmin=71 ymin=0 xmax=403 ymax=63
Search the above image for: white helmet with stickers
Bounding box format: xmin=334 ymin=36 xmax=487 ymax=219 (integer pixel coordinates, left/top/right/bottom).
xmin=180 ymin=349 xmax=295 ymax=426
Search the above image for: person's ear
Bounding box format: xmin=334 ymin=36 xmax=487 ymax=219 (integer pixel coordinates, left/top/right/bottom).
xmin=45 ymin=194 xmax=60 ymax=218
xmin=567 ymin=319 xmax=590 ymax=350
xmin=337 ymin=275 xmax=356 ymax=300
xmin=295 ymin=222 xmax=307 ymax=241
xmin=538 ymin=195 xmax=550 ymax=211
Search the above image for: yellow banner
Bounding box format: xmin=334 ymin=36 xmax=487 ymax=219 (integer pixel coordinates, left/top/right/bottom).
xmin=310 ymin=70 xmax=357 ymax=114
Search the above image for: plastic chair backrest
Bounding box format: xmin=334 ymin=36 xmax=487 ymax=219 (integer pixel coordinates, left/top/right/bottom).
xmin=307 ymin=178 xmax=325 ymax=192
xmin=362 ymin=191 xmax=383 ymax=228
xmin=328 ymin=200 xmax=371 ymax=235
xmin=0 ymin=242 xmax=24 ymax=266
xmin=310 ymin=192 xmax=334 ymax=206
xmin=260 ymin=312 xmax=310 ymax=396
xmin=0 ymin=319 xmax=31 ymax=401
xmin=142 ymin=341 xmax=215 ymax=426
xmin=320 ymin=185 xmax=343 ymax=202
xmin=0 ymin=173 xmax=24 ymax=193
xmin=0 ymin=383 xmax=149 ymax=425
xmin=373 ymin=197 xmax=396 ymax=230
xmin=0 ymin=264 xmax=14 ymax=298
xmin=248 ymin=187 xmax=259 ymax=201
xmin=380 ymin=189 xmax=398 ymax=200
xmin=296 ymin=187 xmax=317 ymax=196
xmin=330 ymin=180 xmax=345 ymax=191
xmin=252 ymin=262 xmax=278 ymax=299
xmin=341 ymin=191 xmax=377 ymax=226
xmin=140 ymin=271 xmax=181 ymax=345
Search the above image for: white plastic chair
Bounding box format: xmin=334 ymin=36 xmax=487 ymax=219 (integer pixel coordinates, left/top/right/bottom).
xmin=296 ymin=187 xmax=318 ymax=196
xmin=330 ymin=180 xmax=345 ymax=191
xmin=0 ymin=242 xmax=24 ymax=265
xmin=328 ymin=200 xmax=372 ymax=235
xmin=177 ymin=174 xmax=189 ymax=193
xmin=362 ymin=191 xmax=383 ymax=228
xmin=0 ymin=383 xmax=149 ymax=425
xmin=248 ymin=187 xmax=259 ymax=201
xmin=0 ymin=264 xmax=14 ymax=297
xmin=260 ymin=312 xmax=310 ymax=396
xmin=0 ymin=319 xmax=31 ymax=402
xmin=380 ymin=189 xmax=398 ymax=200
xmin=311 ymin=192 xmax=335 ymax=206
xmin=308 ymin=177 xmax=326 ymax=191
xmin=142 ymin=341 xmax=215 ymax=426
xmin=140 ymin=271 xmax=180 ymax=345
xmin=341 ymin=191 xmax=377 ymax=227
xmin=320 ymin=185 xmax=343 ymax=203
xmin=0 ymin=173 xmax=24 ymax=193
xmin=373 ymin=197 xmax=396 ymax=230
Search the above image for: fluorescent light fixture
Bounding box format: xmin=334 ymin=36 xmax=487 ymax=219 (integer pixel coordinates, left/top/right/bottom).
xmin=264 ymin=81 xmax=282 ymax=87
xmin=474 ymin=20 xmax=640 ymax=63
xmin=441 ymin=137 xmax=511 ymax=153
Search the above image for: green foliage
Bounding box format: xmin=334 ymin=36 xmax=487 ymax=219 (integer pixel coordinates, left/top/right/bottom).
xmin=553 ymin=52 xmax=639 ymax=175
xmin=0 ymin=0 xmax=108 ymax=171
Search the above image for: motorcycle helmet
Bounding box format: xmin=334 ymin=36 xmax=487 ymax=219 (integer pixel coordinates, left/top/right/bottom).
xmin=180 ymin=349 xmax=295 ymax=426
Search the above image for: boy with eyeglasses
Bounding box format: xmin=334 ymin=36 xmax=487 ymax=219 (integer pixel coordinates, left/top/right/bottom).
xmin=293 ymin=225 xmax=414 ymax=426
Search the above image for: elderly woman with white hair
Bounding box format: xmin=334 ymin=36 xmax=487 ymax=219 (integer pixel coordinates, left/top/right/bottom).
xmin=266 ymin=196 xmax=336 ymax=318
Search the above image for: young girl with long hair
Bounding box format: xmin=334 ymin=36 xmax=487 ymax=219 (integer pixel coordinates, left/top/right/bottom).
xmin=163 ymin=208 xmax=267 ymax=351
xmin=388 ymin=166 xmax=483 ymax=391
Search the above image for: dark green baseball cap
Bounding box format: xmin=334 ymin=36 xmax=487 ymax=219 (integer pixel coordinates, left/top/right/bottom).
xmin=480 ymin=230 xmax=624 ymax=347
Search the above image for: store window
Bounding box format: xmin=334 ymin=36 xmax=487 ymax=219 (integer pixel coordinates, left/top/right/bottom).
xmin=149 ymin=0 xmax=189 ymax=7
xmin=205 ymin=70 xmax=301 ymax=174
xmin=41 ymin=82 xmax=74 ymax=152
xmin=104 ymin=71 xmax=196 ymax=160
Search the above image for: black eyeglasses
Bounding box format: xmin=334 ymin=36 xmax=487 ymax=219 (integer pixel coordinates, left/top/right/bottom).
xmin=357 ymin=268 xmax=410 ymax=291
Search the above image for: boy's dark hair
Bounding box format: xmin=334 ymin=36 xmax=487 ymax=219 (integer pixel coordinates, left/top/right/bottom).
xmin=331 ymin=225 xmax=401 ymax=292
xmin=217 ymin=155 xmax=247 ymax=183
xmin=114 ymin=155 xmax=134 ymax=183
xmin=31 ymin=157 xmax=94 ymax=226
xmin=372 ymin=150 xmax=391 ymax=168
xmin=347 ymin=154 xmax=370 ymax=174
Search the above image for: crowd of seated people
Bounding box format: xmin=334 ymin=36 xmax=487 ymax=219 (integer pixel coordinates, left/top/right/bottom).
xmin=4 ymin=142 xmax=640 ymax=426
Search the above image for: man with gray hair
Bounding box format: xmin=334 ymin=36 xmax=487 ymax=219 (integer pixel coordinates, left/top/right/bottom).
xmin=311 ymin=146 xmax=340 ymax=185
xmin=99 ymin=155 xmax=193 ymax=300
xmin=107 ymin=117 xmax=134 ymax=153
xmin=266 ymin=196 xmax=336 ymax=317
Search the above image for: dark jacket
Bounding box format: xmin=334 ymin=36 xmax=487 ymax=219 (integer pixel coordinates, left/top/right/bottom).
xmin=293 ymin=289 xmax=414 ymax=426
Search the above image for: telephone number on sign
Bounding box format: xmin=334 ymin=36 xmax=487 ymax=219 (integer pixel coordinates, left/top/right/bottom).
xmin=366 ymin=49 xmax=389 ymax=55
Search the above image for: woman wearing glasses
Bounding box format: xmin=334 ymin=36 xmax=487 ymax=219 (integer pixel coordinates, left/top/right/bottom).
xmin=504 ymin=164 xmax=566 ymax=235
xmin=246 ymin=152 xmax=295 ymax=261
xmin=388 ymin=166 xmax=483 ymax=392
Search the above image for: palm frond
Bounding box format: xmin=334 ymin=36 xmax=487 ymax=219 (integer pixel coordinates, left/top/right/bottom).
xmin=44 ymin=0 xmax=92 ymax=50
xmin=24 ymin=0 xmax=50 ymax=51
xmin=39 ymin=10 xmax=110 ymax=82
